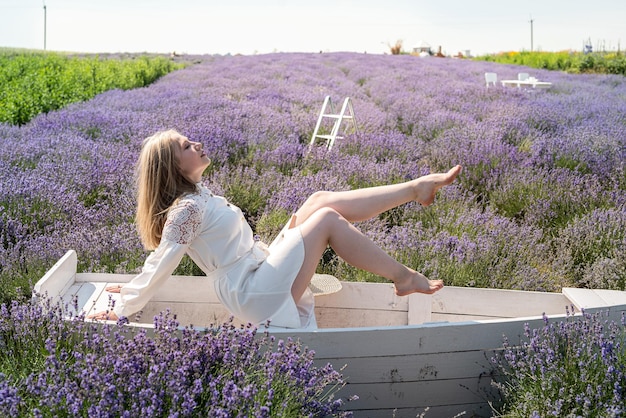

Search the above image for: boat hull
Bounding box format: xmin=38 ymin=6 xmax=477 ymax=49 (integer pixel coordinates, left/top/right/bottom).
xmin=34 ymin=250 xmax=626 ymax=417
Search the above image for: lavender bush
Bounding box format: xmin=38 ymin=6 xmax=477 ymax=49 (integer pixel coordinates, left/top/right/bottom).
xmin=492 ymin=309 xmax=626 ymax=416
xmin=0 ymin=297 xmax=352 ymax=417
xmin=1 ymin=52 xmax=625 ymax=303
xmin=555 ymin=208 xmax=626 ymax=290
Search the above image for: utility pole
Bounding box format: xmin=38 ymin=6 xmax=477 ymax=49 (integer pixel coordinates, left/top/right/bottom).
xmin=529 ymin=16 xmax=534 ymax=52
xmin=43 ymin=1 xmax=47 ymax=50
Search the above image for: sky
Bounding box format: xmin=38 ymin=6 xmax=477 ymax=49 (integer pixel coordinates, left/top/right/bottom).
xmin=0 ymin=0 xmax=624 ymax=56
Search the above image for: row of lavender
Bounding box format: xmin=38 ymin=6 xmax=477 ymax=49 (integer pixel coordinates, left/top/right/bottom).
xmin=1 ymin=53 xmax=625 ymax=300
xmin=0 ymin=300 xmax=352 ymax=416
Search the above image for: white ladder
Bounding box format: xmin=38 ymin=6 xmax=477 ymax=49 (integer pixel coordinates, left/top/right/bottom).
xmin=309 ymin=96 xmax=357 ymax=150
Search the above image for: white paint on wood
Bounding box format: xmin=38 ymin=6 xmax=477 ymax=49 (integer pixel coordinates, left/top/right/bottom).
xmin=139 ymin=301 xmax=238 ymax=326
xmin=563 ymin=287 xmax=626 ymax=310
xmin=33 ymin=249 xmax=77 ymax=304
xmin=349 ymin=403 xmax=493 ymax=418
xmin=408 ymin=292 xmax=432 ymax=324
xmin=591 ymin=289 xmax=626 ymax=305
xmin=314 ymin=281 xmax=407 ymax=311
xmin=59 ymin=282 xmax=105 ymax=318
xmin=343 ymin=376 xmax=493 ymax=410
xmin=74 ymin=282 xmax=108 ymax=316
xmin=432 ymin=286 xmax=572 ymax=317
xmin=323 ymin=349 xmax=494 ymax=383
xmin=315 ymin=307 xmax=407 ymax=328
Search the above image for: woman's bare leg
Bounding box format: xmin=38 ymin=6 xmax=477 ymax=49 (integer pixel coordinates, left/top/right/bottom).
xmin=294 ymin=165 xmax=461 ymax=225
xmin=291 ymin=207 xmax=443 ymax=301
xmin=290 ymin=165 xmax=460 ymax=301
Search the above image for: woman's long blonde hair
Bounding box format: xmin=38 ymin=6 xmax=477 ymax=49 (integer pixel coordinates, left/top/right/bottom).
xmin=135 ymin=129 xmax=198 ymax=250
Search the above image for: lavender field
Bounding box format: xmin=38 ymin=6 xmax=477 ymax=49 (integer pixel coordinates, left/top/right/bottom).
xmin=1 ymin=52 xmax=625 ymax=302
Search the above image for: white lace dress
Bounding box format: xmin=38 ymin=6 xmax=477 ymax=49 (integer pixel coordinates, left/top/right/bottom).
xmin=113 ymin=185 xmax=316 ymax=329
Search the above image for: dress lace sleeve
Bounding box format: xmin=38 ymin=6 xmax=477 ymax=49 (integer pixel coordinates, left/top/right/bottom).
xmin=162 ymin=199 xmax=203 ymax=245
xmin=113 ymin=198 xmax=204 ymax=318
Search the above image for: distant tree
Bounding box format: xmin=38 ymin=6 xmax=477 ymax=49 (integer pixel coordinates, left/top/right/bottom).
xmin=389 ymin=40 xmax=403 ymax=55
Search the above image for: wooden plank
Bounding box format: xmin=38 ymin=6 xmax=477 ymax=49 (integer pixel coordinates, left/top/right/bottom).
xmin=349 ymin=403 xmax=493 ymax=418
xmin=290 ymin=306 xmax=626 ymax=360
xmin=315 ymin=307 xmax=407 ymax=328
xmin=88 ymin=283 xmax=121 ymax=318
xmin=431 ymin=286 xmax=571 ymax=317
xmin=33 ymin=250 xmax=78 ymax=303
xmin=339 ymin=376 xmax=495 ymax=411
xmin=563 ymin=287 xmax=626 ymax=309
xmin=319 ymin=350 xmax=500 ymax=416
xmin=431 ymin=312 xmax=512 ymax=322
xmin=125 ymin=303 xmax=408 ymax=329
xmin=408 ymin=293 xmax=432 ymax=324
xmin=563 ymin=287 xmax=611 ymax=310
xmin=592 ymin=289 xmax=626 ymax=306
xmin=57 ymin=283 xmax=84 ymax=317
xmin=278 ymin=316 xmax=558 ymax=358
xmin=314 ymin=281 xmax=408 ymax=311
xmin=319 ymin=349 xmax=496 ymax=384
xmin=73 ymin=282 xmax=107 ymax=316
xmin=76 ymin=272 xmax=134 ymax=283
xmin=75 ymin=276 xmax=411 ymax=327
xmin=150 ymin=275 xmax=217 ymax=303
xmin=58 ymin=282 xmax=103 ymax=318
xmin=139 ymin=301 xmax=239 ymax=327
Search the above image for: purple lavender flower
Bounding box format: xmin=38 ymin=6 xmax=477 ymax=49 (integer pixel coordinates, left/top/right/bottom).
xmin=492 ymin=309 xmax=626 ymax=416
xmin=2 ymin=52 xmax=624 ymax=294
xmin=0 ymin=299 xmax=353 ymax=416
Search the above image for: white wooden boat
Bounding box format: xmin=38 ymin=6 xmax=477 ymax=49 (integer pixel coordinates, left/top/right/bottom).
xmin=34 ymin=250 xmax=626 ymax=418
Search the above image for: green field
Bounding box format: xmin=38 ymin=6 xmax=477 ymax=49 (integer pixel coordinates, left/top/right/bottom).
xmin=474 ymin=50 xmax=626 ymax=75
xmin=0 ymin=49 xmax=186 ymax=125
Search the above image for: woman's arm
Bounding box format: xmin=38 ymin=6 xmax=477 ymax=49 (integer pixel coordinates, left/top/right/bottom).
xmin=113 ymin=242 xmax=188 ymax=317
xmin=87 ymin=241 xmax=188 ymax=320
xmin=89 ymin=198 xmax=203 ymax=320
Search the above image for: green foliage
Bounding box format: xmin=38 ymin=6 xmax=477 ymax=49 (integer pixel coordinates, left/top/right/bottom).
xmin=475 ymin=50 xmax=626 ymax=75
xmin=173 ymin=254 xmax=206 ymax=276
xmin=222 ymin=168 xmax=273 ymax=226
xmin=488 ymin=170 xmax=611 ymax=232
xmin=555 ymin=209 xmax=626 ymax=289
xmin=255 ymin=209 xmax=292 ymax=243
xmin=0 ymin=51 xmax=185 ymax=125
xmin=0 ymin=300 xmax=83 ymax=380
xmin=0 ymin=271 xmax=33 ymax=307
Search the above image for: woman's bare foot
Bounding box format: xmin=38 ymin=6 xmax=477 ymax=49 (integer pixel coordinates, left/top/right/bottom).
xmin=394 ymin=271 xmax=444 ymax=296
xmin=414 ymin=165 xmax=462 ymax=206
xmin=87 ymin=310 xmax=119 ymax=321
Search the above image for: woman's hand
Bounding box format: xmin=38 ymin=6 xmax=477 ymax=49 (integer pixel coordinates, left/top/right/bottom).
xmin=105 ymin=284 xmax=123 ymax=293
xmin=87 ymin=310 xmax=119 ymax=321
xmin=86 ymin=285 xmax=123 ymax=320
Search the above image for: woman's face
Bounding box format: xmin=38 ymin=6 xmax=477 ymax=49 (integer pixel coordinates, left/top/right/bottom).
xmin=172 ymin=133 xmax=211 ymax=183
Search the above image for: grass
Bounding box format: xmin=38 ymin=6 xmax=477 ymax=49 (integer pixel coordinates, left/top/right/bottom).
xmin=474 ymin=50 xmax=626 ymax=75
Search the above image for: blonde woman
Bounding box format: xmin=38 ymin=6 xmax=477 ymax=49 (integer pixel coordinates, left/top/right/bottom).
xmin=89 ymin=129 xmax=462 ymax=328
